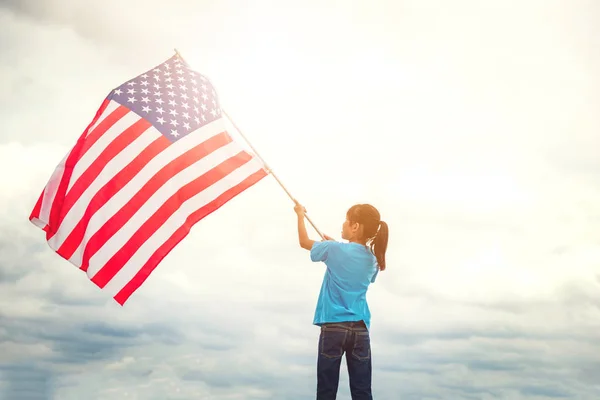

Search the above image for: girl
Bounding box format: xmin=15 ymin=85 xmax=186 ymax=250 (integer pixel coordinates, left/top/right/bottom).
xmin=293 ymin=201 xmax=389 ymax=400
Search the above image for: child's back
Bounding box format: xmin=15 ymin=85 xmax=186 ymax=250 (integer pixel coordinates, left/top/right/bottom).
xmin=311 ymin=240 xmax=379 ymax=330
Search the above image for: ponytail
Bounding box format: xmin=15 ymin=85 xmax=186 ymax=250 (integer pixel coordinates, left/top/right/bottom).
xmin=346 ymin=203 xmax=388 ymax=271
xmin=370 ymin=220 xmax=388 ymax=271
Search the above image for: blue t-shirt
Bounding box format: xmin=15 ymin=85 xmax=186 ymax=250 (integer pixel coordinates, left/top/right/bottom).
xmin=310 ymin=240 xmax=379 ymax=330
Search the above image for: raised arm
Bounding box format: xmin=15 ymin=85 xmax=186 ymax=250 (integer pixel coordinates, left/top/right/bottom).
xmin=294 ymin=201 xmax=334 ymax=250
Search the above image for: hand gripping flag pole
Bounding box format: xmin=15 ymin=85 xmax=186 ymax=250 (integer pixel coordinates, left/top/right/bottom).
xmin=174 ymin=48 xmax=325 ymax=240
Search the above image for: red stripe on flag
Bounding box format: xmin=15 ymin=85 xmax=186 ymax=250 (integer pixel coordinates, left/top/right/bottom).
xmin=53 ymin=118 xmax=151 ymax=232
xmin=79 ymin=105 xmax=130 ymax=158
xmin=46 ymin=99 xmax=112 ymax=239
xmin=113 ymin=166 xmax=268 ymax=305
xmin=56 ymin=135 xmax=171 ymax=262
xmin=80 ymin=131 xmax=232 ymax=271
xmin=92 ymin=150 xmax=254 ymax=288
xmin=29 ymin=189 xmax=44 ymax=222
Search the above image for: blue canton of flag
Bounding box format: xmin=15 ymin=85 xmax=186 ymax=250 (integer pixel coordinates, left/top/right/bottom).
xmin=109 ymin=55 xmax=222 ymax=143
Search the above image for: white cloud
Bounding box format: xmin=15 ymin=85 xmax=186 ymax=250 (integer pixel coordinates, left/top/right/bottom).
xmin=1 ymin=0 xmax=600 ymax=399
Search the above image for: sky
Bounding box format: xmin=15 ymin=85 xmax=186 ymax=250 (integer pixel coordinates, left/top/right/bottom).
xmin=1 ymin=0 xmax=599 ymax=399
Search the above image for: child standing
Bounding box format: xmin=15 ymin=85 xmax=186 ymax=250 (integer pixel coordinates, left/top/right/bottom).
xmin=293 ymin=201 xmax=388 ymax=400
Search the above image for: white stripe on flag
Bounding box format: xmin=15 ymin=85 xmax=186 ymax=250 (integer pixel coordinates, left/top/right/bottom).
xmin=87 ymin=138 xmax=242 ymax=276
xmin=102 ymin=157 xmax=265 ymax=296
xmin=85 ymin=100 xmax=121 ymax=138
xmin=48 ymin=127 xmax=160 ymax=250
xmin=68 ymin=107 xmax=140 ymax=192
xmin=68 ymin=118 xmax=230 ymax=267
xmin=35 ymin=149 xmax=72 ymax=229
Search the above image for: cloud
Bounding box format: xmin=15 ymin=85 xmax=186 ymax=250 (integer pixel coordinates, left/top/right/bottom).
xmin=2 ymin=0 xmax=600 ymax=399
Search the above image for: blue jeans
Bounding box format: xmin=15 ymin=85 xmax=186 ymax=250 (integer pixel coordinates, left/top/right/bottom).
xmin=317 ymin=321 xmax=372 ymax=399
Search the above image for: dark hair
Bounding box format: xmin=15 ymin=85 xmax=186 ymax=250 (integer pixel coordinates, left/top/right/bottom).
xmin=346 ymin=204 xmax=389 ymax=271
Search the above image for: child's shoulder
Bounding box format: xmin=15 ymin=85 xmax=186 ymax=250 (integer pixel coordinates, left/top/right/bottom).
xmin=312 ymin=239 xmax=344 ymax=254
xmin=324 ymin=240 xmax=366 ymax=254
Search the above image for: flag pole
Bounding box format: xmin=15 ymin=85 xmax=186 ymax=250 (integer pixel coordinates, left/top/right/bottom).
xmin=173 ymin=48 xmax=325 ymax=240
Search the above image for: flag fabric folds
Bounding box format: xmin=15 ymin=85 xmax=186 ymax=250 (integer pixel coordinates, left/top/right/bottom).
xmin=29 ymin=54 xmax=268 ymax=305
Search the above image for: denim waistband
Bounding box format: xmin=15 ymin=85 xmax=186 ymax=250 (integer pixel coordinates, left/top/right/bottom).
xmin=321 ymin=320 xmax=367 ymax=330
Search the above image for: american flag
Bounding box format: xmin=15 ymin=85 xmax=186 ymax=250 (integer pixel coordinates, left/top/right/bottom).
xmin=29 ymin=53 xmax=268 ymax=305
